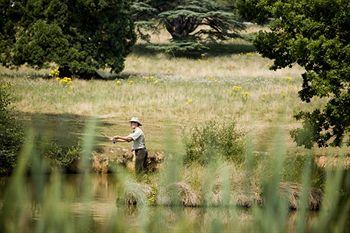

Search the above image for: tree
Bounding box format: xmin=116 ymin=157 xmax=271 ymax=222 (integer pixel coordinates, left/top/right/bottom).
xmin=236 ymin=0 xmax=273 ymax=24
xmin=0 ymin=0 xmax=136 ymax=78
xmin=254 ymin=0 xmax=350 ymax=148
xmin=132 ymin=0 xmax=244 ymax=42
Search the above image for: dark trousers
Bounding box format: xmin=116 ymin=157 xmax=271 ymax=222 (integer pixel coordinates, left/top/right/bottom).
xmin=135 ymin=148 xmax=148 ymax=174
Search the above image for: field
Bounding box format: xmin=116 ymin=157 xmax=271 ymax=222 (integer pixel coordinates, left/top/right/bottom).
xmin=2 ymin=50 xmax=307 ymax=150
xmin=1 ymin=42 xmax=335 ymax=158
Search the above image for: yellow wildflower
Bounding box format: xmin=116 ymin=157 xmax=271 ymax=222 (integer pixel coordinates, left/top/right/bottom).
xmin=145 ymin=76 xmax=157 ymax=83
xmin=285 ymin=76 xmax=293 ymax=82
xmin=207 ymin=76 xmax=218 ymax=82
xmin=59 ymin=77 xmax=72 ymax=86
xmin=241 ymin=91 xmax=250 ymax=101
xmin=186 ymin=98 xmax=193 ymax=105
xmin=49 ymin=67 xmax=60 ymax=77
xmin=280 ymin=91 xmax=287 ymax=98
xmin=115 ymin=80 xmax=122 ymax=85
xmin=232 ymin=85 xmax=242 ymax=92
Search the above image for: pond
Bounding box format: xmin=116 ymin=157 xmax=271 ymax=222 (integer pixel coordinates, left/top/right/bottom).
xmin=0 ymin=174 xmax=314 ymax=233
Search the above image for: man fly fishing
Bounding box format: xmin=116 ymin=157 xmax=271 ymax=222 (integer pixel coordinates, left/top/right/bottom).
xmin=109 ymin=117 xmax=148 ymax=174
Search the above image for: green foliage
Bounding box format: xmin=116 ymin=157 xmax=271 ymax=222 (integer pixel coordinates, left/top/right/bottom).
xmin=0 ymin=83 xmax=23 ymax=175
xmin=146 ymin=40 xmax=209 ymax=58
xmin=184 ymin=120 xmax=245 ymax=165
xmin=132 ymin=0 xmax=244 ymax=42
xmin=254 ymin=0 xmax=350 ymax=148
xmin=44 ymin=142 xmax=81 ymax=168
xmin=283 ymin=153 xmax=325 ymax=189
xmin=0 ymin=0 xmax=136 ymax=78
xmin=236 ymin=0 xmax=273 ymax=24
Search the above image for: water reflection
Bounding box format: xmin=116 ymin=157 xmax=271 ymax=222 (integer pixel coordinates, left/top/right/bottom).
xmin=0 ymin=174 xmax=317 ymax=232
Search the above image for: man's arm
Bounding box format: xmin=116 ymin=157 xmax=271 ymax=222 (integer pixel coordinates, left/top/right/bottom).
xmin=112 ymin=135 xmax=133 ymax=142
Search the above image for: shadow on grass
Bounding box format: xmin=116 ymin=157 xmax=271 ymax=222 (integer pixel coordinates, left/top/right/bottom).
xmin=18 ymin=112 xmax=114 ymax=148
xmin=131 ymin=42 xmax=256 ymax=58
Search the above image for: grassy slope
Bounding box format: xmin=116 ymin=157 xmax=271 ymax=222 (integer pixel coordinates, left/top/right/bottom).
xmin=3 ymin=54 xmax=305 ymax=151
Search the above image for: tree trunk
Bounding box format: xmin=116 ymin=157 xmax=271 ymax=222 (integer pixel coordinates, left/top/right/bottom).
xmin=58 ymin=66 xmax=73 ymax=78
xmin=58 ymin=65 xmax=104 ymax=79
xmin=164 ymin=17 xmax=199 ymax=40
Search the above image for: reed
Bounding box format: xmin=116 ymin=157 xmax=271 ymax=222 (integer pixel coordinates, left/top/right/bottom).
xmin=0 ymin=119 xmax=349 ymax=233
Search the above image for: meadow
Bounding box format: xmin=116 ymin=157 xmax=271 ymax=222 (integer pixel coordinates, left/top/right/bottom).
xmin=0 ymin=28 xmax=349 ymax=233
xmin=2 ymin=51 xmax=306 ymax=150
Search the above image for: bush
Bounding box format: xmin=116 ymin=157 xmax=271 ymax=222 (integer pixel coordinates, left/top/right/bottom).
xmin=184 ymin=121 xmax=245 ymax=165
xmin=0 ymin=84 xmax=82 ymax=174
xmin=44 ymin=142 xmax=81 ymax=169
xmin=0 ymin=83 xmax=23 ymax=175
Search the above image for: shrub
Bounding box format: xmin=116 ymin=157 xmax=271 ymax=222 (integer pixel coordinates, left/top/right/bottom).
xmin=0 ymin=83 xmax=23 ymax=175
xmin=44 ymin=142 xmax=81 ymax=169
xmin=184 ymin=121 xmax=245 ymax=165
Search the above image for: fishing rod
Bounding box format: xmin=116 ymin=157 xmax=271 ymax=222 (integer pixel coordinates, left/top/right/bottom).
xmin=72 ymin=132 xmax=117 ymax=144
xmin=100 ymin=133 xmax=117 ymax=144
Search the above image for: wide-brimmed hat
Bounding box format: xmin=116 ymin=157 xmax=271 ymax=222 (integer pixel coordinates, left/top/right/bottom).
xmin=129 ymin=117 xmax=142 ymax=126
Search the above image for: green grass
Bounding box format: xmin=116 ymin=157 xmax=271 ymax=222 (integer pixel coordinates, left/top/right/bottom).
xmin=2 ymin=58 xmax=329 ymax=156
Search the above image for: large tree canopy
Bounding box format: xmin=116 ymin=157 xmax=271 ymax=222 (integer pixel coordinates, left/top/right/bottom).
xmin=236 ymin=0 xmax=273 ymax=25
xmin=0 ymin=0 xmax=136 ymax=78
xmin=254 ymin=0 xmax=350 ymax=148
xmin=132 ymin=0 xmax=244 ymax=42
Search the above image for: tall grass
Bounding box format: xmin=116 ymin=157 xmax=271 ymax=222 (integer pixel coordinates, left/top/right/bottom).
xmin=0 ymin=119 xmax=349 ymax=233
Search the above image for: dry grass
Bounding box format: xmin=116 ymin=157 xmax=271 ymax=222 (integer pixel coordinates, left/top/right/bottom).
xmin=315 ymin=155 xmax=350 ymax=169
xmin=119 ymin=178 xmax=322 ymax=210
xmin=91 ymin=148 xmax=164 ymax=173
xmin=123 ymin=53 xmax=303 ymax=81
xmin=3 ymin=62 xmax=309 ymax=152
xmin=127 ymin=26 xmax=302 ymax=81
xmin=279 ymin=182 xmax=322 ymax=211
xmin=120 ymin=182 xmax=153 ymax=206
xmin=157 ymin=181 xmax=201 ymax=207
